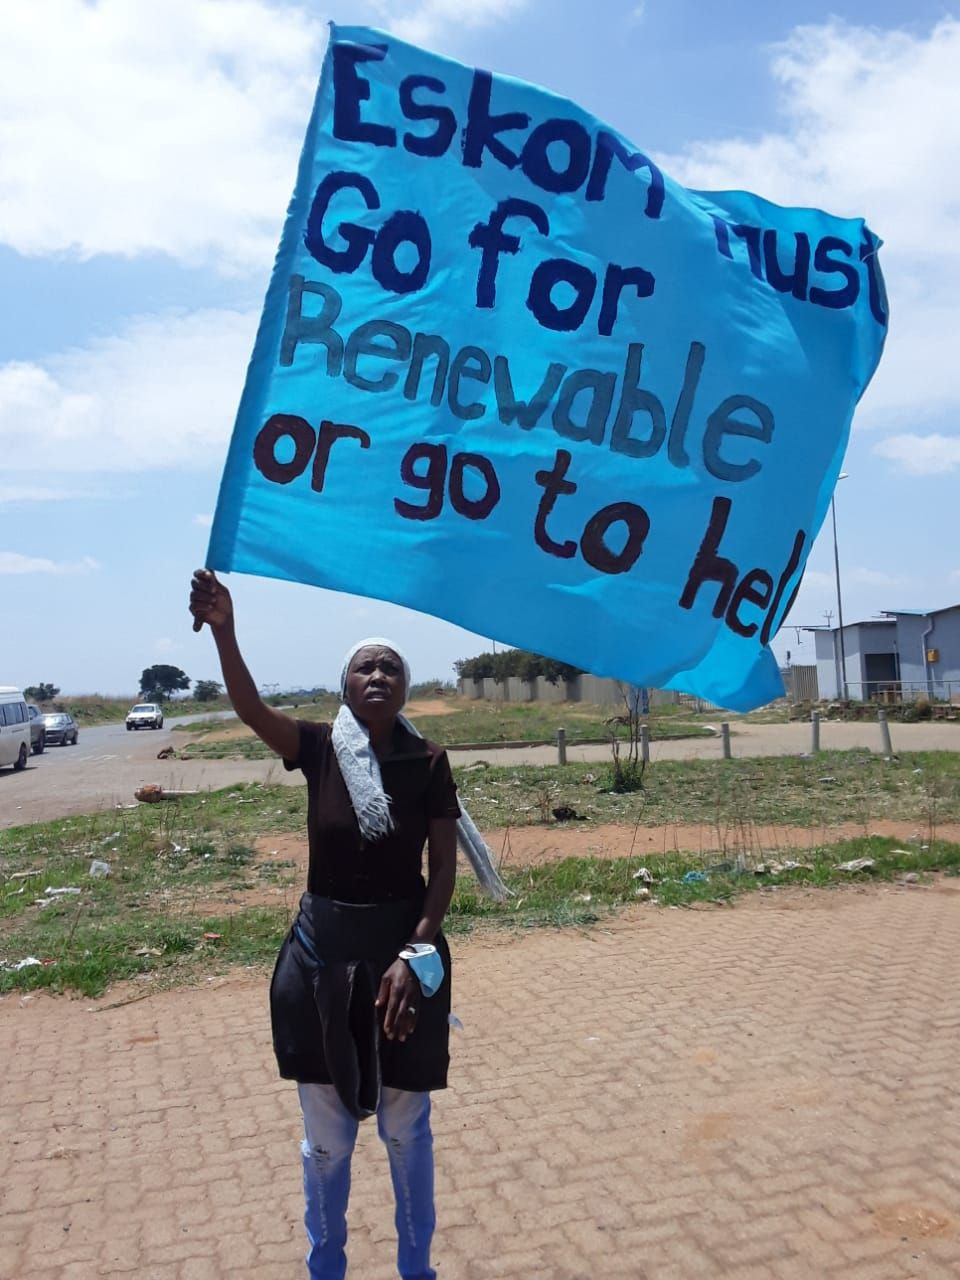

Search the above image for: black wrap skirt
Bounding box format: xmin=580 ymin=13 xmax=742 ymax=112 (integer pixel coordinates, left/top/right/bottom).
xmin=270 ymin=893 xmax=452 ymax=1117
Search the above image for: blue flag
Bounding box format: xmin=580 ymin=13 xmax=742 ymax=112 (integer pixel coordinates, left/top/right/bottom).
xmin=208 ymin=23 xmax=887 ymax=710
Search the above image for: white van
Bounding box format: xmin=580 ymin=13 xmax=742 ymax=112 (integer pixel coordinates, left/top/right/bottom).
xmin=0 ymin=687 xmax=31 ymax=771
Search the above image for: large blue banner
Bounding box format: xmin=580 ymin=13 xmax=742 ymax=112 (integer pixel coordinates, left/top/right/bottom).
xmin=208 ymin=23 xmax=887 ymax=710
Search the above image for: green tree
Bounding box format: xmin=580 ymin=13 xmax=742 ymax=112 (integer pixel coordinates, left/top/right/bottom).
xmin=193 ymin=679 xmax=224 ymax=703
xmin=539 ymin=657 xmax=584 ymax=685
xmin=24 ymin=682 xmax=60 ymax=702
xmin=140 ymin=665 xmax=190 ymax=702
xmin=454 ymin=652 xmax=497 ymax=681
xmin=455 ymin=649 xmax=583 ymax=684
xmin=514 ymin=651 xmax=544 ymax=683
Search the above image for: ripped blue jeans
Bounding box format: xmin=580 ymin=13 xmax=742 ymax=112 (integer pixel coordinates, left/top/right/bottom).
xmin=298 ymin=1082 xmax=436 ymax=1280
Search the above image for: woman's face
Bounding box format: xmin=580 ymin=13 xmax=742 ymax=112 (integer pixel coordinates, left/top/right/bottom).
xmin=344 ymin=646 xmax=406 ymax=723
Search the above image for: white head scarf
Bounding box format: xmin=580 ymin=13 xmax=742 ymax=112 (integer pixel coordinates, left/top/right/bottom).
xmin=338 ymin=637 xmax=411 ymax=703
xmin=332 ymin=638 xmax=408 ymax=841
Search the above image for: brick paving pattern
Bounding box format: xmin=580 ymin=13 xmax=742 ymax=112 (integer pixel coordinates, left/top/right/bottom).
xmin=1 ymin=882 xmax=958 ymax=1278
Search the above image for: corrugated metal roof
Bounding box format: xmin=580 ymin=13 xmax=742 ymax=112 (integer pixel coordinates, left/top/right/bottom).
xmin=801 ymin=619 xmax=894 ymax=632
xmin=882 ymin=603 xmax=960 ymax=617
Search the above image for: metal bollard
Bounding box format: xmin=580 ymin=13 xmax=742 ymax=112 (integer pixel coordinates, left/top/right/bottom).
xmin=878 ymin=709 xmax=893 ymax=756
xmin=557 ymin=726 xmax=567 ymax=765
xmin=811 ymin=710 xmax=821 ymax=753
xmin=721 ymin=722 xmax=731 ymax=760
xmin=640 ymin=723 xmax=650 ymax=764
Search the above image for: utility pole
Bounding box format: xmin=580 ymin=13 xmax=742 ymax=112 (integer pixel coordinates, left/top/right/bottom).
xmin=831 ymin=495 xmax=848 ymax=700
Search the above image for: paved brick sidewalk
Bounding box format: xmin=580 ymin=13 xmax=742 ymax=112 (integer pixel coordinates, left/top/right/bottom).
xmin=2 ymin=883 xmax=958 ymax=1278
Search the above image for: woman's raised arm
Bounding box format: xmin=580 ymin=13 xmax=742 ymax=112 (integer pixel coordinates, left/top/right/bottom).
xmin=189 ymin=569 xmax=299 ymax=761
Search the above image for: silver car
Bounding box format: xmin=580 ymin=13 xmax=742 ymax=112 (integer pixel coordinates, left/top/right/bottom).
xmin=126 ymin=703 xmax=164 ymax=730
xmin=26 ymin=703 xmax=46 ymax=754
xmin=42 ymin=712 xmax=78 ymax=746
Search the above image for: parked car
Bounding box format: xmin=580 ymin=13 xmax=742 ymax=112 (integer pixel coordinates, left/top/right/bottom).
xmin=42 ymin=712 xmax=79 ymax=746
xmin=0 ymin=686 xmax=31 ymax=771
xmin=26 ymin=703 xmax=45 ymax=754
xmin=126 ymin=703 xmax=164 ymax=730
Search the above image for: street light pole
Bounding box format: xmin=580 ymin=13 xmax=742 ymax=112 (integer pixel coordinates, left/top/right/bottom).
xmin=831 ymin=476 xmax=849 ymax=700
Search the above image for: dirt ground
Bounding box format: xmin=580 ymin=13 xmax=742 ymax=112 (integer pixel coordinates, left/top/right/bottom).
xmin=158 ymin=813 xmax=960 ymax=920
xmin=159 ymin=813 xmax=960 ymax=919
xmin=248 ymin=818 xmax=960 ymax=884
xmin=483 ymin=818 xmax=960 ymax=866
xmin=405 ymin=700 xmax=461 ymax=718
xmin=2 ymin=881 xmax=958 ymax=1278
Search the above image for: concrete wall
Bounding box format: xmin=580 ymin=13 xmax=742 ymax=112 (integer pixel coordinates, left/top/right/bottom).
xmin=814 ymin=631 xmax=839 ymax=701
xmin=896 ymin=607 xmax=960 ymax=697
xmin=480 ymin=678 xmax=506 ymax=701
xmin=532 ymin=676 xmax=568 ymax=703
xmin=925 ymin=607 xmax=960 ymax=689
xmin=505 ymin=677 xmax=534 ymax=702
xmin=650 ymin=688 xmax=682 ymax=707
xmin=578 ymin=674 xmax=623 ymax=706
xmin=896 ymin=616 xmax=927 ymax=688
xmin=846 ymin=622 xmax=898 ymax=696
xmin=814 ymin=622 xmax=897 ymax=700
xmin=457 ymin=674 xmax=685 ymax=707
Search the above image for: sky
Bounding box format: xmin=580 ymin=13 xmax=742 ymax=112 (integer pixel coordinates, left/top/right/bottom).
xmin=1 ymin=0 xmax=957 ymax=696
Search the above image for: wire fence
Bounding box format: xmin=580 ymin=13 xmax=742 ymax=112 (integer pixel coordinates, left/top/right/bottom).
xmin=833 ymin=680 xmax=960 ymax=706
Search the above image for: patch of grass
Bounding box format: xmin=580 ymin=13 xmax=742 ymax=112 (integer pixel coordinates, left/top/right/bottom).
xmin=3 ymin=754 xmax=960 ymax=996
xmin=177 ymin=697 xmax=711 ymax=758
xmin=177 ymin=694 xmax=341 ymax=738
xmin=445 ymin=837 xmax=960 ymax=933
xmin=0 ymin=905 xmax=291 ymax=998
xmin=456 ymin=750 xmax=960 ymax=832
xmin=181 ymin=736 xmax=293 ymax=760
xmin=37 ymin=694 xmax=242 ymax=728
xmin=7 ymin=833 xmax=956 ymax=995
xmin=39 ymin=690 xmax=319 ymax=728
xmin=0 ymin=784 xmax=307 ymax=995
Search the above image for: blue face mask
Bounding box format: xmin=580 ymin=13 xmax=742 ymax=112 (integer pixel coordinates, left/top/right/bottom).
xmin=399 ymin=943 xmax=444 ymax=998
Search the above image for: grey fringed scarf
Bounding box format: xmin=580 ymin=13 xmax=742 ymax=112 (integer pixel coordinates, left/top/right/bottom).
xmin=333 ymin=638 xmax=508 ymax=901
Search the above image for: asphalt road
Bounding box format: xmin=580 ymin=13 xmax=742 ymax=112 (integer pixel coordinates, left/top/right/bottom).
xmin=0 ymin=710 xmax=259 ymax=830
xmin=2 ymin=716 xmax=957 ymax=832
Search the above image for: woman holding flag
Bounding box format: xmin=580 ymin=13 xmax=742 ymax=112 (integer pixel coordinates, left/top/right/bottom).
xmin=189 ymin=567 xmax=497 ymax=1280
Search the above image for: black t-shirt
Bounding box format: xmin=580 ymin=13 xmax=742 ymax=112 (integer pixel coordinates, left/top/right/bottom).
xmin=283 ymin=720 xmax=461 ymax=903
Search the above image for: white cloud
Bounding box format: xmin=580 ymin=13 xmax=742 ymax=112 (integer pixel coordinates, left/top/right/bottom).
xmin=0 ymin=485 xmax=90 ymax=504
xmin=0 ymin=0 xmax=531 ymax=269
xmin=852 ymin=301 xmax=957 ymax=430
xmin=799 ymin=569 xmax=834 ymax=591
xmin=848 ymin=567 xmax=906 ymax=587
xmin=796 ymin=566 xmax=908 ymax=594
xmin=154 ymin=638 xmax=183 ymax=656
xmin=0 ymin=0 xmax=324 ymax=269
xmin=873 ymin=433 xmax=960 ymax=476
xmin=0 ymin=552 xmax=100 ymax=575
xmin=669 ymin=19 xmax=959 ymax=257
xmin=371 ymin=0 xmax=528 ymax=45
xmin=667 ymin=19 xmax=960 ymax=433
xmin=0 ymin=308 xmax=258 ymax=472
xmin=194 ymin=513 xmax=214 ymax=529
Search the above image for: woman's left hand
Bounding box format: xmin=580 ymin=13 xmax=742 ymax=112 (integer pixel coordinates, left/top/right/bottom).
xmin=376 ymin=958 xmax=420 ymax=1042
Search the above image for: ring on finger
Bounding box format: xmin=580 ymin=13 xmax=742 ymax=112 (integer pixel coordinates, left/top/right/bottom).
xmin=407 ymin=1005 xmax=417 ymax=1017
